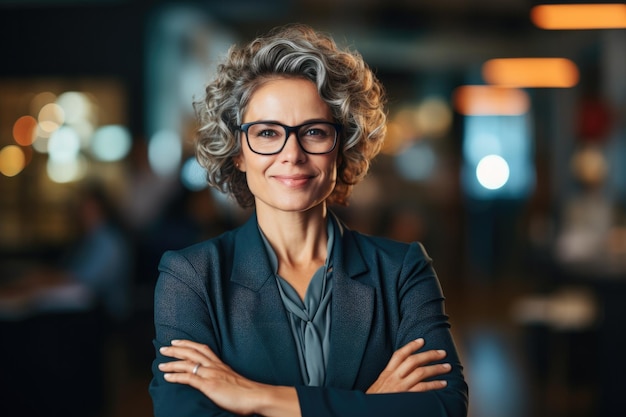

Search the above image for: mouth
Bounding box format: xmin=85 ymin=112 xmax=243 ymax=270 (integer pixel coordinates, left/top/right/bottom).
xmin=273 ymin=174 xmax=314 ymax=187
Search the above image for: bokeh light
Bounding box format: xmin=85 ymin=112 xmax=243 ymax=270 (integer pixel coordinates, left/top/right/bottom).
xmin=48 ymin=126 xmax=81 ymax=163
xmin=181 ymin=156 xmax=208 ymax=191
xmin=531 ymin=4 xmax=626 ymax=30
xmin=476 ymin=154 xmax=510 ymax=190
xmin=149 ymin=129 xmax=182 ymax=177
xmin=29 ymin=91 xmax=57 ymax=116
xmin=0 ymin=145 xmax=26 ymax=177
xmin=394 ymin=142 xmax=437 ymax=182
xmin=56 ymin=91 xmax=92 ymax=125
xmin=415 ymin=97 xmax=452 ymax=139
xmin=46 ymin=154 xmax=88 ymax=183
xmin=91 ymin=125 xmax=132 ymax=162
xmin=453 ymin=86 xmax=530 ymax=116
xmin=13 ymin=115 xmax=38 ymax=146
xmin=38 ymin=102 xmax=65 ymax=133
xmin=482 ymin=58 xmax=579 ymax=88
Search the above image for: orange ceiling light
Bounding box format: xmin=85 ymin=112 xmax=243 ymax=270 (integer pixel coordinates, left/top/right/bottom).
xmin=482 ymin=58 xmax=579 ymax=88
xmin=452 ymin=86 xmax=530 ymax=116
xmin=531 ymin=4 xmax=626 ymax=29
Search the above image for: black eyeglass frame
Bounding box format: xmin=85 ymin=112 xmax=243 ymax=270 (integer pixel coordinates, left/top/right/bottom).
xmin=238 ymin=121 xmax=342 ymax=155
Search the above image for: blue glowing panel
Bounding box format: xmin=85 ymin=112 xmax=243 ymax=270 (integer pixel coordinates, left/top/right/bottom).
xmin=462 ymin=114 xmax=535 ymax=199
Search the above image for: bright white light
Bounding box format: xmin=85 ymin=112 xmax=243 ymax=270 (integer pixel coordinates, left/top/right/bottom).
xmin=476 ymin=154 xmax=510 ymax=190
xmin=56 ymin=91 xmax=92 ymax=124
xmin=91 ymin=125 xmax=132 ymax=162
xmin=149 ymin=130 xmax=182 ymax=177
xmin=181 ymin=157 xmax=207 ymax=191
xmin=48 ymin=126 xmax=81 ymax=163
xmin=47 ymin=154 xmax=88 ymax=183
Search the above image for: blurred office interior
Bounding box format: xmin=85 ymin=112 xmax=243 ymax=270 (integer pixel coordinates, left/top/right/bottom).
xmin=0 ymin=0 xmax=625 ymax=416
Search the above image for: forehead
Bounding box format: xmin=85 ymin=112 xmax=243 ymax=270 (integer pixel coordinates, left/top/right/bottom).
xmin=243 ymin=77 xmax=332 ymax=122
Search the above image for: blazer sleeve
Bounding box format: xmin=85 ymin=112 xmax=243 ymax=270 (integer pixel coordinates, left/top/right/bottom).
xmin=149 ymin=250 xmax=239 ymax=417
xmin=296 ymin=241 xmax=468 ymax=417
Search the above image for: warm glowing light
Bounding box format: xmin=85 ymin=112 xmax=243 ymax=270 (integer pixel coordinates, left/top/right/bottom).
xmin=571 ymin=145 xmax=608 ymax=186
xmin=13 ymin=115 xmax=38 ymax=146
xmin=482 ymin=58 xmax=579 ymax=88
xmin=452 ymin=86 xmax=530 ymax=116
xmin=30 ymin=91 xmax=57 ymax=116
xmin=415 ymin=97 xmax=452 ymax=139
xmin=0 ymin=145 xmax=26 ymax=177
xmin=531 ymin=4 xmax=626 ymax=30
xmin=38 ymin=103 xmax=65 ymax=133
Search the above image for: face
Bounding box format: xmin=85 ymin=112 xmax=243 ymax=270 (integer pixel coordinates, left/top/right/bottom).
xmin=235 ymin=77 xmax=339 ymax=215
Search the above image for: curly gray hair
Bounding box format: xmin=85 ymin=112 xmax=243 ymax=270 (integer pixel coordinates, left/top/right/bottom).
xmin=195 ymin=24 xmax=387 ymax=207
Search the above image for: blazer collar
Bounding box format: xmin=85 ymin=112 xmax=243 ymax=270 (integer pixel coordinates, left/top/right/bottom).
xmin=326 ymin=213 xmax=375 ymax=389
xmin=230 ymin=211 xmax=369 ymax=288
xmin=230 ymin=211 xmax=274 ymax=291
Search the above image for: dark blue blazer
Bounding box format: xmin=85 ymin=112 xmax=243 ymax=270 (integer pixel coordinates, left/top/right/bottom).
xmin=150 ymin=212 xmax=468 ymax=417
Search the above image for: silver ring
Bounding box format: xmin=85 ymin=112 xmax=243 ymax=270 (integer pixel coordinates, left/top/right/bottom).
xmin=192 ymin=363 xmax=201 ymax=375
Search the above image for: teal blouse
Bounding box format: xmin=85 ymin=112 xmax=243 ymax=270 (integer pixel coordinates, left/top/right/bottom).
xmin=259 ymin=217 xmax=335 ymax=386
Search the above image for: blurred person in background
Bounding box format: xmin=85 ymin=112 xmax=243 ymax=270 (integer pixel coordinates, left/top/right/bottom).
xmin=151 ymin=24 xmax=468 ymax=417
xmin=0 ymin=181 xmax=132 ymax=323
xmin=0 ymin=181 xmax=132 ymax=417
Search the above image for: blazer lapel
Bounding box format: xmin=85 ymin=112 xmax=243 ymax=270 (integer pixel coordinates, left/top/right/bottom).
xmin=230 ymin=214 xmax=303 ymax=385
xmin=326 ymin=217 xmax=375 ymax=389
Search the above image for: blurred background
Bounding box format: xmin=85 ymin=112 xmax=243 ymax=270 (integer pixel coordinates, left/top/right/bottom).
xmin=0 ymin=0 xmax=625 ymax=416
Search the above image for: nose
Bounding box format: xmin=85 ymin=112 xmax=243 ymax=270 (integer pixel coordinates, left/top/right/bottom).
xmin=280 ymin=131 xmax=306 ymax=163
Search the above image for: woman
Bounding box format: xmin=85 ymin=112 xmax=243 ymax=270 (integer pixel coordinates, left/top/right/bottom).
xmin=151 ymin=24 xmax=468 ymax=417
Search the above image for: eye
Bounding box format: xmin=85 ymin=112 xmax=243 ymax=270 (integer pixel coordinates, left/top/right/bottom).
xmin=258 ymin=129 xmax=279 ymax=138
xmin=249 ymin=124 xmax=282 ymax=139
xmin=301 ymin=124 xmax=332 ymax=138
xmin=305 ymin=128 xmax=325 ymax=136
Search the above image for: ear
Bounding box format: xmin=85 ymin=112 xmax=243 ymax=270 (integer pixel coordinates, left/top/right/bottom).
xmin=233 ymin=154 xmax=246 ymax=172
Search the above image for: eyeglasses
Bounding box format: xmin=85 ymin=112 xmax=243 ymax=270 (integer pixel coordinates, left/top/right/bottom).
xmin=238 ymin=121 xmax=341 ymax=155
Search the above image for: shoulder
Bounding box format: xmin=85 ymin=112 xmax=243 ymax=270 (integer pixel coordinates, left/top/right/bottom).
xmin=342 ymin=225 xmax=432 ymax=266
xmin=158 ymin=227 xmax=237 ymax=276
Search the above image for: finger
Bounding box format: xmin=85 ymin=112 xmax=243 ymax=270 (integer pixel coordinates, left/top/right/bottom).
xmin=386 ymin=338 xmax=425 ymax=370
xmin=171 ymin=339 xmax=223 ymax=363
xmin=396 ymin=349 xmax=447 ymax=377
xmin=408 ymin=379 xmax=449 ymax=393
xmin=163 ymin=369 xmax=205 ymax=386
xmin=401 ymin=362 xmax=452 ymax=387
xmin=158 ymin=360 xmax=199 ymax=374
xmin=159 ymin=345 xmax=214 ymax=368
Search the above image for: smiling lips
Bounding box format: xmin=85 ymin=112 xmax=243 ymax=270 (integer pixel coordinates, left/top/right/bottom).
xmin=273 ymin=174 xmax=314 ymax=188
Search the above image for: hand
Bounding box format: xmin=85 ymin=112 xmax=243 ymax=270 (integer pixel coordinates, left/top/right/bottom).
xmin=158 ymin=339 xmax=300 ymax=417
xmin=366 ymin=338 xmax=451 ymax=394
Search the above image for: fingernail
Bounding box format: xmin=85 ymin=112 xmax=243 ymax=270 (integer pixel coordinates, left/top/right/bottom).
xmin=171 ymin=339 xmax=181 ymax=345
xmin=440 ymin=380 xmax=448 ymax=387
xmin=442 ymin=363 xmax=451 ymax=370
xmin=437 ymin=349 xmax=446 ymax=355
xmin=414 ymin=338 xmax=424 ymax=344
xmin=159 ymin=346 xmax=168 ymax=353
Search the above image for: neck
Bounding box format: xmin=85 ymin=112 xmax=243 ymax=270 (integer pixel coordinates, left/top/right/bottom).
xmin=256 ymin=204 xmax=329 ymax=266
